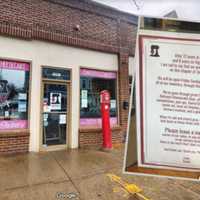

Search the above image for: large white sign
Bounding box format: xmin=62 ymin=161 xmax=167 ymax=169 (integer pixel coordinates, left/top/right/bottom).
xmin=137 ymin=35 xmax=200 ymax=171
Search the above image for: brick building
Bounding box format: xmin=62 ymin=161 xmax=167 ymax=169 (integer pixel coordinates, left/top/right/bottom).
xmin=0 ymin=0 xmax=137 ymax=153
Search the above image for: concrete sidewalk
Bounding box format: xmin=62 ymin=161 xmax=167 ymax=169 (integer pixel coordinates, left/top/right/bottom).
xmin=0 ymin=147 xmax=200 ymax=200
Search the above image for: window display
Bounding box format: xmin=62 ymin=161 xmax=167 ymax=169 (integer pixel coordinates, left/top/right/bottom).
xmin=80 ymin=68 xmax=117 ymax=127
xmin=0 ymin=60 xmax=30 ymax=130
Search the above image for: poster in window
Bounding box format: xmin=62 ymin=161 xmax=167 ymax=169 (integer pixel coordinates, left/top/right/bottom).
xmin=81 ymin=99 xmax=88 ymax=108
xmin=110 ymin=99 xmax=116 ymax=109
xmin=18 ymin=93 xmax=27 ymax=100
xmin=81 ymin=90 xmax=88 ymax=108
xmin=18 ymin=101 xmax=27 ymax=112
xmin=81 ymin=90 xmax=88 ymax=99
xmin=44 ymin=121 xmax=48 ymax=127
xmin=43 ymin=113 xmax=48 ymax=122
xmin=4 ymin=111 xmax=9 ymax=118
xmin=43 ymin=98 xmax=51 ymax=112
xmin=59 ymin=114 xmax=66 ymax=124
xmin=50 ymin=93 xmax=61 ymax=110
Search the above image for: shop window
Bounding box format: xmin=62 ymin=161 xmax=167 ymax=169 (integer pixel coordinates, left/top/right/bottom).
xmin=80 ymin=68 xmax=117 ymax=127
xmin=0 ymin=60 xmax=30 ymax=130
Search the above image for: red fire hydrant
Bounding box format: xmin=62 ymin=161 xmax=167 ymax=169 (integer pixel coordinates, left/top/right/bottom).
xmin=100 ymin=90 xmax=112 ymax=150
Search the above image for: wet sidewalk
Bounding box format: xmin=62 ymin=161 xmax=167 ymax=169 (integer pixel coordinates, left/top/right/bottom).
xmin=0 ymin=147 xmax=200 ymax=200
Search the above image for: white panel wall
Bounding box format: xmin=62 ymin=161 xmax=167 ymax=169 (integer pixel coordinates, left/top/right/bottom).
xmin=0 ymin=36 xmax=118 ymax=152
xmin=129 ymin=56 xmax=135 ymax=76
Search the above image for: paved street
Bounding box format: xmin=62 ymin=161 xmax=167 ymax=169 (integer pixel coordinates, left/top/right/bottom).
xmin=0 ymin=147 xmax=200 ymax=200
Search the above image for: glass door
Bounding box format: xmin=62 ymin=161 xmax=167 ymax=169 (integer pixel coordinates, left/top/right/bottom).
xmin=42 ymin=82 xmax=68 ymax=146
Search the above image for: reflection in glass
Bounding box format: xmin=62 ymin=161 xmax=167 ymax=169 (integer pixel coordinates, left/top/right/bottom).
xmin=80 ymin=77 xmax=117 ymax=118
xmin=43 ymin=113 xmax=66 ymax=146
xmin=0 ymin=66 xmax=29 ymax=130
xmin=42 ymin=83 xmax=67 ymax=146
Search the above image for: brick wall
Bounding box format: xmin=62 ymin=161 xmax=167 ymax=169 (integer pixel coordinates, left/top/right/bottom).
xmin=79 ymin=127 xmax=123 ymax=148
xmin=0 ymin=132 xmax=29 ymax=154
xmin=79 ymin=53 xmax=131 ymax=148
xmin=0 ymin=0 xmax=137 ymax=54
xmin=0 ymin=0 xmax=137 ymax=152
xmin=118 ymin=53 xmax=130 ymax=134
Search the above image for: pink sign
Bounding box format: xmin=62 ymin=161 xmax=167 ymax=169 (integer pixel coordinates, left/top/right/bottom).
xmin=80 ymin=69 xmax=116 ymax=79
xmin=0 ymin=120 xmax=28 ymax=130
xmin=80 ymin=117 xmax=117 ymax=128
xmin=0 ymin=60 xmax=29 ymax=71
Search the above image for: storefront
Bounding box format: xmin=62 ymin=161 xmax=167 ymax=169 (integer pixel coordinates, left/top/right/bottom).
xmin=40 ymin=67 xmax=71 ymax=150
xmin=0 ymin=0 xmax=137 ymax=153
xmin=0 ymin=60 xmax=30 ymax=131
xmin=80 ymin=68 xmax=118 ymax=128
xmin=0 ymin=36 xmax=121 ymax=152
